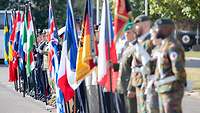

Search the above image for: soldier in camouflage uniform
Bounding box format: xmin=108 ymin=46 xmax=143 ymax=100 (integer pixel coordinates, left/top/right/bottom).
xmin=128 ymin=15 xmax=152 ymax=113
xmin=153 ymin=18 xmax=186 ymax=113
xmin=117 ymin=21 xmax=137 ymax=113
xmin=144 ymin=29 xmax=161 ymax=113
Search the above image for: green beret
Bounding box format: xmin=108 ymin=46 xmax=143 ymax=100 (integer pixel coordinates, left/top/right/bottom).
xmin=123 ymin=21 xmax=134 ymax=32
xmin=134 ymin=15 xmax=150 ymax=24
xmin=153 ymin=18 xmax=175 ymax=28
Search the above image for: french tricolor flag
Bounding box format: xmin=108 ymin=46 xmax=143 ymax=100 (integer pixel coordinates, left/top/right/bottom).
xmin=58 ymin=0 xmax=80 ymax=102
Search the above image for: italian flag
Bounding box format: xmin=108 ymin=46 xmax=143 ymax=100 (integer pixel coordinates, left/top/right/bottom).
xmin=26 ymin=9 xmax=36 ymax=76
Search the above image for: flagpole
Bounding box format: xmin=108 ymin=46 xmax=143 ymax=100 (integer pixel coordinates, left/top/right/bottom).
xmin=84 ymin=82 xmax=91 ymax=113
xmin=67 ymin=102 xmax=71 ymax=113
xmin=73 ymin=93 xmax=76 ymax=113
xmin=105 ymin=0 xmax=114 ymax=112
xmin=16 ymin=0 xmax=20 ymax=93
xmin=96 ymin=0 xmax=99 ymax=25
xmin=23 ymin=4 xmax=27 ymax=98
xmin=105 ymin=0 xmax=113 ymax=113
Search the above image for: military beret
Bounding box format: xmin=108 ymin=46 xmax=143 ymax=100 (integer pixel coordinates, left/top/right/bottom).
xmin=123 ymin=21 xmax=134 ymax=32
xmin=134 ymin=15 xmax=150 ymax=24
xmin=153 ymin=18 xmax=175 ymax=28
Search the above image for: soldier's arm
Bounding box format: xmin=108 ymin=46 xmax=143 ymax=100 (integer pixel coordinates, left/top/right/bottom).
xmin=137 ymin=44 xmax=151 ymax=75
xmin=127 ymin=75 xmax=135 ymax=92
xmin=168 ymin=46 xmax=186 ymax=82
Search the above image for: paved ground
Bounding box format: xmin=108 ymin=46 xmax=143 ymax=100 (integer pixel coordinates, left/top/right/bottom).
xmin=0 ymin=63 xmax=200 ymax=113
xmin=0 ymin=65 xmax=54 ymax=113
xmin=183 ymin=93 xmax=200 ymax=113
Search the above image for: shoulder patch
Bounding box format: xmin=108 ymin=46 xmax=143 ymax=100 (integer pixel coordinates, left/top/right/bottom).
xmin=170 ymin=52 xmax=178 ymax=61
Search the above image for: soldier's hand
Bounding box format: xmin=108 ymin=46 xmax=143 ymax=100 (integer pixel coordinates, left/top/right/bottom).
xmin=127 ymin=91 xmax=136 ymax=98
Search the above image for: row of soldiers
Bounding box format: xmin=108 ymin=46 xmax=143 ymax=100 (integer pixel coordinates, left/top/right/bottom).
xmin=116 ymin=15 xmax=186 ymax=113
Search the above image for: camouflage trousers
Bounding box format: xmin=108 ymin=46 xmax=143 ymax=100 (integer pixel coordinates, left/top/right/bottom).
xmin=158 ymin=88 xmax=184 ymax=113
xmin=146 ymin=88 xmax=159 ymax=113
xmin=125 ymin=94 xmax=137 ymax=113
xmin=136 ymin=87 xmax=147 ymax=113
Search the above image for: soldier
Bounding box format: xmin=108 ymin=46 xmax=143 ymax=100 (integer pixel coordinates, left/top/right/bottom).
xmin=117 ymin=21 xmax=137 ymax=113
xmin=144 ymin=29 xmax=161 ymax=113
xmin=129 ymin=15 xmax=152 ymax=113
xmin=153 ymin=18 xmax=186 ymax=113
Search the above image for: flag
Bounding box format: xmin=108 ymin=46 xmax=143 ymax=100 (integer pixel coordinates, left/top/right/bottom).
xmin=114 ymin=0 xmax=132 ymax=42
xmin=48 ymin=1 xmax=66 ymax=112
xmin=97 ymin=0 xmax=118 ymax=92
xmin=26 ymin=8 xmax=36 ymax=76
xmin=21 ymin=10 xmax=28 ymax=76
xmin=18 ymin=12 xmax=25 ymax=70
xmin=76 ymin=0 xmax=96 ymax=81
xmin=58 ymin=0 xmax=79 ymax=102
xmin=14 ymin=11 xmax=21 ymax=53
xmin=8 ymin=11 xmax=19 ymax=82
xmin=3 ymin=11 xmax=10 ymax=64
xmin=48 ymin=0 xmax=59 ymax=83
xmin=13 ymin=11 xmax=21 ymax=70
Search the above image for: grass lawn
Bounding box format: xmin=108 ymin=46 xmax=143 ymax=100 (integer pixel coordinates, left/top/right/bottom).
xmin=185 ymin=51 xmax=200 ymax=58
xmin=186 ymin=68 xmax=200 ymax=90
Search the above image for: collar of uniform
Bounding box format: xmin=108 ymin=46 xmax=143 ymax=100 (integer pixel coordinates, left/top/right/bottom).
xmin=138 ymin=32 xmax=150 ymax=43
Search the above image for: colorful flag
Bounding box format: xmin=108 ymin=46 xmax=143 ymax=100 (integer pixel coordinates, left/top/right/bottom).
xmin=18 ymin=12 xmax=24 ymax=57
xmin=97 ymin=0 xmax=118 ymax=92
xmin=48 ymin=0 xmax=59 ymax=82
xmin=13 ymin=11 xmax=21 ymax=53
xmin=3 ymin=11 xmax=10 ymax=64
xmin=114 ymin=0 xmax=132 ymax=42
xmin=13 ymin=11 xmax=21 ymax=70
xmin=58 ymin=0 xmax=78 ymax=102
xmin=26 ymin=8 xmax=36 ymax=76
xmin=76 ymin=0 xmax=96 ymax=81
xmin=48 ymin=1 xmax=66 ymax=112
xmin=22 ymin=11 xmax=27 ymax=65
xmin=8 ymin=11 xmax=18 ymax=82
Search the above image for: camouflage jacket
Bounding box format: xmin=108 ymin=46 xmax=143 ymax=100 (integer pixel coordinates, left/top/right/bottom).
xmin=155 ymin=37 xmax=186 ymax=93
xmin=117 ymin=44 xmax=135 ymax=94
xmin=130 ymin=36 xmax=153 ymax=85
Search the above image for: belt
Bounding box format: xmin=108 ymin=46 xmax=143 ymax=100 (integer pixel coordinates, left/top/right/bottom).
xmin=131 ymin=67 xmax=141 ymax=73
xmin=155 ymin=76 xmax=177 ymax=87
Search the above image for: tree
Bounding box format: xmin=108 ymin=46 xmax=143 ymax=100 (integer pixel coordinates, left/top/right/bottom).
xmin=0 ymin=0 xmax=10 ymax=10
xmin=129 ymin=0 xmax=145 ymax=17
xmin=149 ymin=0 xmax=200 ymax=21
xmin=31 ymin=0 xmax=48 ymax=31
xmin=52 ymin=0 xmax=66 ymax=28
xmin=31 ymin=0 xmax=85 ymax=30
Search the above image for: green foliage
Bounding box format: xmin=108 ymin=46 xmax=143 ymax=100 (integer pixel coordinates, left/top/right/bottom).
xmin=72 ymin=0 xmax=85 ymax=19
xmin=0 ymin=0 xmax=9 ymax=10
xmin=1 ymin=0 xmax=200 ymax=30
xmin=32 ymin=0 xmax=48 ymax=31
xmin=129 ymin=0 xmax=145 ymax=17
xmin=149 ymin=0 xmax=200 ymax=21
xmin=52 ymin=0 xmax=66 ymax=28
xmin=31 ymin=0 xmax=85 ymax=30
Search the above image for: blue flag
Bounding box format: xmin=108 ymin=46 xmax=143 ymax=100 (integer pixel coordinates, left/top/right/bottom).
xmin=3 ymin=11 xmax=10 ymax=65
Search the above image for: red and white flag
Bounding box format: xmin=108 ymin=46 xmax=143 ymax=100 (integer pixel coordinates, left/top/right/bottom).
xmin=98 ymin=0 xmax=118 ymax=92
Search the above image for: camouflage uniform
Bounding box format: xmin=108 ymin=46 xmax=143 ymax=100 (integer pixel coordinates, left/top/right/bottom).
xmin=129 ymin=38 xmax=151 ymax=113
xmin=155 ymin=37 xmax=186 ymax=113
xmin=117 ymin=42 xmax=137 ymax=113
xmin=145 ymin=44 xmax=160 ymax=113
xmin=132 ymin=15 xmax=152 ymax=113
